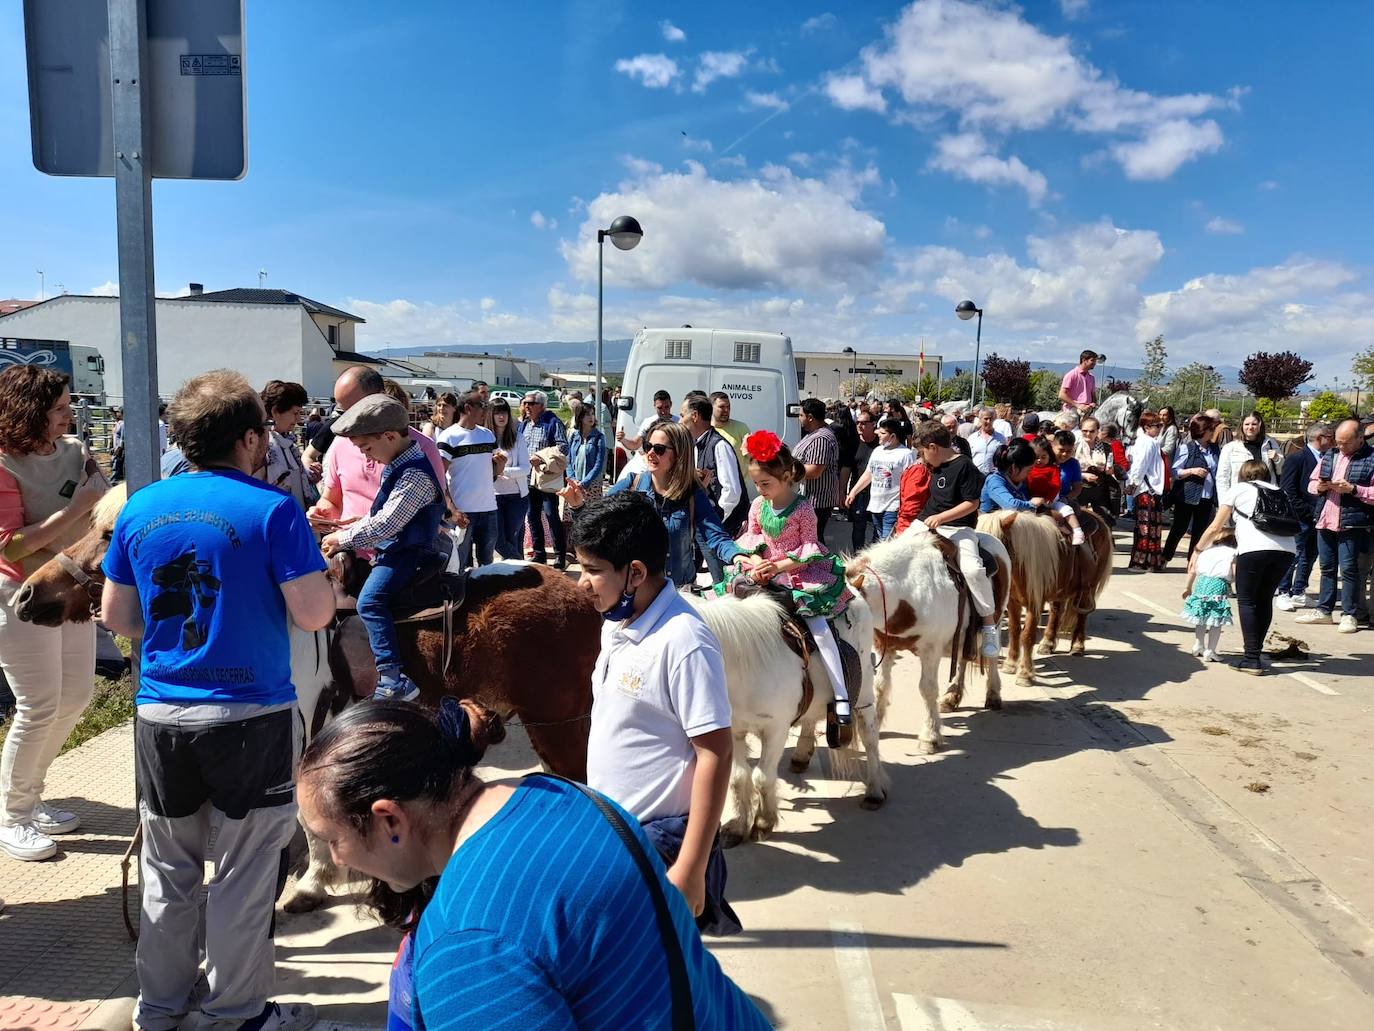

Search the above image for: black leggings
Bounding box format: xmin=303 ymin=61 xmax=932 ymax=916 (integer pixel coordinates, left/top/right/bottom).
xmin=1236 ymin=550 xmax=1295 ymax=665
xmin=1163 ymin=498 xmax=1215 ymax=563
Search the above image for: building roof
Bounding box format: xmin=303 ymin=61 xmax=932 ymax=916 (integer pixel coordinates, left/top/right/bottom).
xmin=0 ymin=299 xmax=38 ymax=317
xmin=184 ymin=288 xmax=364 ymax=323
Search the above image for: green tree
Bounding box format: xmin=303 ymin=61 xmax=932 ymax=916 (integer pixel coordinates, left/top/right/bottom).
xmin=1028 ymin=369 xmax=1060 ymax=411
xmin=916 ymin=373 xmax=940 ymax=400
xmin=1353 ymin=345 xmax=1374 ymax=392
xmin=943 ymin=369 xmax=973 ymax=405
xmin=1139 ymin=334 xmax=1169 ymax=391
xmin=1306 ymin=391 xmax=1352 ymax=422
xmin=1254 ymin=397 xmax=1300 ymax=427
xmin=839 ymin=376 xmax=871 ymax=397
xmin=1165 ymin=362 xmax=1223 ymax=416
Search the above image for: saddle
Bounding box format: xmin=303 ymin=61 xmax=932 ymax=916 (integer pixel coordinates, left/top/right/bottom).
xmin=926 ymin=533 xmax=1000 ymax=685
xmin=390 ymin=553 xmax=468 ymax=621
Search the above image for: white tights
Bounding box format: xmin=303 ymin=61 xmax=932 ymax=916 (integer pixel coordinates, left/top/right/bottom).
xmin=1194 ymin=626 xmax=1222 ymax=653
xmin=804 ymin=616 xmax=848 ymax=704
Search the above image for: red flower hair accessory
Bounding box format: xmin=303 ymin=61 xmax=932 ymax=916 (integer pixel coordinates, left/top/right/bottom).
xmin=744 ymin=430 xmax=783 ymax=463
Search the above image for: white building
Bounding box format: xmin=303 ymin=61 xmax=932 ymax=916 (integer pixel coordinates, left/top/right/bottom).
xmin=793 ymin=348 xmax=945 ymax=399
xmin=0 ymin=285 xmax=373 ymax=403
xmin=393 ymin=351 xmax=545 ymax=389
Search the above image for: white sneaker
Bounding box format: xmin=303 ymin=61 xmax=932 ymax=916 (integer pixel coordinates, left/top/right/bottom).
xmin=1338 ymin=615 xmax=1359 ymax=634
xmin=1295 ymin=610 xmax=1333 ymax=625
xmin=32 ymin=801 xmax=80 ymax=835
xmin=1274 ymin=594 xmax=1295 ymax=612
xmin=243 ymin=1001 xmax=318 ymax=1031
xmin=1071 ymin=528 xmax=1086 ymax=545
xmin=0 ymin=821 xmax=57 ymax=861
xmin=980 ymin=626 xmax=1001 ymax=658
xmin=1190 ymin=640 xmax=1204 ymax=657
xmin=1202 ymin=649 xmax=1218 ymax=662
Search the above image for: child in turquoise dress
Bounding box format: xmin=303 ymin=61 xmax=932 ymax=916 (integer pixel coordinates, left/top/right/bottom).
xmin=729 ymin=431 xmax=854 ymax=741
xmin=1181 ymin=529 xmax=1237 ymax=662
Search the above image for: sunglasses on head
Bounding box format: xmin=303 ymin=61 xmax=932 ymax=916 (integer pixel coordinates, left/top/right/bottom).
xmin=646 ymin=442 xmax=676 ymax=457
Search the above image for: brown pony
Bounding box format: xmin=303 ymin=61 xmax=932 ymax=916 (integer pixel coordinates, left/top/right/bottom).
xmin=975 ymin=508 xmax=1114 ymax=685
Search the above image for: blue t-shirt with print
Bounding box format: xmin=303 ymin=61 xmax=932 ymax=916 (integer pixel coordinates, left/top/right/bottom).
xmin=1056 ymin=457 xmax=1082 ymax=500
xmin=102 ymin=468 xmax=326 ymax=706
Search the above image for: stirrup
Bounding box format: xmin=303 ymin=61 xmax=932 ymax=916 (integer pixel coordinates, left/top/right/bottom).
xmin=826 ymin=701 xmax=854 ymax=749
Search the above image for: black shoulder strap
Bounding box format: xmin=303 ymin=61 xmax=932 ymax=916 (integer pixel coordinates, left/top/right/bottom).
xmin=537 ymin=775 xmax=695 ymax=1030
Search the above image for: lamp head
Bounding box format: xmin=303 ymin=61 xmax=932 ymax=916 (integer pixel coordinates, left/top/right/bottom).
xmin=955 ymin=300 xmax=980 ymax=321
xmin=607 ymin=215 xmax=644 ymax=251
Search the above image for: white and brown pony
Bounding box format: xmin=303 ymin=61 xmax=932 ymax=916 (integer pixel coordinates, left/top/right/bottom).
xmin=975 ymin=508 xmax=1114 ymax=685
xmin=847 ymin=523 xmax=1010 ymax=753
xmin=686 ymin=589 xmax=888 ymax=847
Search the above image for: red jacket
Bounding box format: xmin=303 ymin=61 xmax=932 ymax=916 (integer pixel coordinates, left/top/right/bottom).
xmin=894 ymin=463 xmax=932 ymax=535
xmin=1026 ymin=464 xmax=1061 ymax=502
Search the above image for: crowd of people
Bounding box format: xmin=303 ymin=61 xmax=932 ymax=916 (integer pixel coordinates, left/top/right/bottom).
xmin=0 ymin=351 xmax=1371 ymax=1029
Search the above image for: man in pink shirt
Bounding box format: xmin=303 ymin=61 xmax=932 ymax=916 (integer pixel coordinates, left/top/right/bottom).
xmin=1298 ymin=418 xmax=1374 ymax=632
xmin=306 ymin=367 xmax=447 ymax=534
xmin=1059 ymin=350 xmax=1102 ymax=414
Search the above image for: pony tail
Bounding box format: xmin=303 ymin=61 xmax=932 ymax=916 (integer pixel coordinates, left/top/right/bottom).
xmin=792 ymin=456 xmax=806 ymax=482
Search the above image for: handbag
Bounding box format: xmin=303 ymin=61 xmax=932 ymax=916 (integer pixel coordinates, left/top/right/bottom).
xmin=539 ymin=775 xmax=696 ymax=1031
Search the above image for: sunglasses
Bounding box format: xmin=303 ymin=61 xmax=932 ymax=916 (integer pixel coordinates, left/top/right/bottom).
xmin=646 ymin=442 xmax=676 ymax=457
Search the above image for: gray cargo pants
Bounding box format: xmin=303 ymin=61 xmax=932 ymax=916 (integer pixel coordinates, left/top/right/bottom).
xmin=132 ymin=702 xmax=300 ymax=1031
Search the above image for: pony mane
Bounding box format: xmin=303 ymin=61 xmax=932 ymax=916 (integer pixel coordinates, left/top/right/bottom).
xmin=857 ymin=523 xmax=944 ymax=574
xmin=975 ymin=511 xmax=1060 ymax=606
xmin=91 ymin=484 xmax=129 ymax=534
xmin=685 ymin=593 xmax=794 ymax=686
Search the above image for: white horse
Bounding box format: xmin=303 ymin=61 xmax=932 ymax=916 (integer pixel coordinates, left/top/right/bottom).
xmin=847 ymin=523 xmax=1010 ymax=754
xmin=1034 ymin=391 xmax=1144 ymax=441
xmin=686 ymin=590 xmax=888 ymax=848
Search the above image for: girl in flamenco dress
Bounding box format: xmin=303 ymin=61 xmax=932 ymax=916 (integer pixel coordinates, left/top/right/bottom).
xmin=729 ymin=431 xmax=855 ymax=744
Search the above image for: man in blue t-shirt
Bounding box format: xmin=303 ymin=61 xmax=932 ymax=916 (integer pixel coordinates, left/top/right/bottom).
xmin=101 ymin=370 xmax=335 ymax=1031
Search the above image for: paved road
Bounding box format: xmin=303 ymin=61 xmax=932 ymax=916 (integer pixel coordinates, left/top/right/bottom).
xmin=2 ymin=526 xmax=1370 ymax=1029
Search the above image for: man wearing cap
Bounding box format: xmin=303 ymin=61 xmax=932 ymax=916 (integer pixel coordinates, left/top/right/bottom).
xmin=1020 ymin=411 xmax=1042 ymax=441
xmin=1059 ymin=351 xmax=1102 ymax=415
xmin=305 ymin=366 xmax=447 ymax=540
xmin=320 ymin=395 xmax=446 ymax=701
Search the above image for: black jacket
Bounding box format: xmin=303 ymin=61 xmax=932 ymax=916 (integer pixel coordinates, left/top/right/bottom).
xmin=1280 ymin=443 xmax=1319 ymax=526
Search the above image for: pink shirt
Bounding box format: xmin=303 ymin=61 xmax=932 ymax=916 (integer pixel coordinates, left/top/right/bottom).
xmin=1308 ymin=451 xmax=1374 ymax=531
xmin=323 ymin=426 xmax=446 ymax=522
xmin=1061 ymin=367 xmax=1095 ymax=410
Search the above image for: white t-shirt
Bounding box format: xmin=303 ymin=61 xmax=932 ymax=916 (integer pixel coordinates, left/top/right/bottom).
xmin=638 ymin=412 xmax=679 ymax=446
xmin=438 ymin=423 xmax=498 ymax=513
xmin=993 ymin=418 xmax=1013 ymax=439
xmin=587 ymin=583 xmax=733 ymax=823
xmin=1194 ymin=544 xmax=1236 ymax=581
xmin=1223 ymin=481 xmax=1297 ymax=556
xmin=866 ymin=445 xmax=917 ymax=512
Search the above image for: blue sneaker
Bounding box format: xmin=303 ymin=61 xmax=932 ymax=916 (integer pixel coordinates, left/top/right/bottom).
xmin=374 ymin=668 xmax=420 ymax=703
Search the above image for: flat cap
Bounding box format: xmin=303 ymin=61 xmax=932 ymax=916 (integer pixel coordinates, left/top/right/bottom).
xmin=331 ymin=394 xmax=410 ymax=436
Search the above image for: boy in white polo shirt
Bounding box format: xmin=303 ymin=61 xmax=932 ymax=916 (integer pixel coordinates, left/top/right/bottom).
xmin=572 ymin=491 xmax=739 ymax=934
xmin=437 ymin=390 xmax=500 ymax=570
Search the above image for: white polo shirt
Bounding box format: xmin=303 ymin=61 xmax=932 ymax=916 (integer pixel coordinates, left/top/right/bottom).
xmin=438 ymin=423 xmax=497 ymax=514
xmin=586 ymin=582 xmax=733 ymax=823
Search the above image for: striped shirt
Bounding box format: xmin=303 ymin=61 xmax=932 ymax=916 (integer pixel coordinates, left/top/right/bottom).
xmin=795 ymin=426 xmax=840 ymax=510
xmin=337 ymin=444 xmax=440 ymax=551
xmin=411 ymin=776 xmax=770 ymax=1030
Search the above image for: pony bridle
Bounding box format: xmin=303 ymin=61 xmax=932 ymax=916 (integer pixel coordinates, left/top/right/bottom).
xmin=57 ymin=551 xmax=104 ymax=615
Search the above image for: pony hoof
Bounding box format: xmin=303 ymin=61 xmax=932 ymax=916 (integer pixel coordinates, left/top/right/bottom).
xmin=939 ymin=693 xmax=960 ymax=712
xmin=282 ymin=889 xmax=326 ymax=915
xmin=749 ymin=823 xmax=775 ymax=843
xmin=1069 ymin=644 xmax=1086 ymax=656
xmin=789 ymin=756 xmax=811 ymax=773
xmin=1016 ymin=675 xmax=1034 ymax=687
xmin=916 ymin=737 xmax=943 ymax=755
xmin=719 ymin=829 xmax=746 ymax=850
xmin=860 ymin=793 xmax=886 ymax=811
xmin=1035 ymin=642 xmax=1054 ymax=656
xmin=984 ymin=695 xmax=1003 ymax=710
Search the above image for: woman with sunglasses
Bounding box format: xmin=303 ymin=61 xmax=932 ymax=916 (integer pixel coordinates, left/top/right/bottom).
xmin=563 ymin=421 xmax=743 ymax=587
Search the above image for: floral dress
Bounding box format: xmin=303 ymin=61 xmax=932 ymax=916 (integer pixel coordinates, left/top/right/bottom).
xmin=731 ymin=494 xmax=849 ymax=617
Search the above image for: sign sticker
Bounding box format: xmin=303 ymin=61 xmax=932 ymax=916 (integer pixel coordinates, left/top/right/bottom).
xmin=180 ymin=54 xmax=241 ymax=76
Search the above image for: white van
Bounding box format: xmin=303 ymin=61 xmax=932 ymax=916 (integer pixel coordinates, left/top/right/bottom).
xmin=616 ymin=327 xmax=802 ymax=447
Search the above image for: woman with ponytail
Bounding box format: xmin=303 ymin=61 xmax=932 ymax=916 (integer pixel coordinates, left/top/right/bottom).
xmin=980 ymin=439 xmax=1049 ymax=514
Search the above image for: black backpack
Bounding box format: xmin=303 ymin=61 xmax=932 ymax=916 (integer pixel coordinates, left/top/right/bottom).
xmin=1242 ymin=483 xmax=1300 ymax=536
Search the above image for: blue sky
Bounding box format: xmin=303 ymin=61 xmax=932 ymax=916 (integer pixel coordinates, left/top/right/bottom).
xmin=2 ymin=0 xmax=1371 ymax=385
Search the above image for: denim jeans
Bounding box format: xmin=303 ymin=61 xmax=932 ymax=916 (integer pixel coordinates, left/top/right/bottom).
xmin=495 ymin=493 xmax=529 ymax=560
xmin=1315 ymin=528 xmax=1369 ymax=617
xmin=526 ymin=486 xmax=566 ymax=561
xmin=869 ymin=509 xmax=898 ymax=542
xmin=1276 ymin=525 xmax=1316 ymax=598
xmin=460 ymin=509 xmax=498 ymax=571
xmin=356 ymin=557 xmax=417 ymax=672
xmin=1236 ymin=550 xmax=1293 ymax=665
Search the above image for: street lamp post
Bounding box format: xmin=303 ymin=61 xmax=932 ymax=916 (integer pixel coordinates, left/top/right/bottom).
xmin=597 ymin=215 xmax=644 ymax=440
xmin=832 ymin=368 xmax=841 ymax=398
xmin=842 ymin=345 xmax=857 ymax=376
xmin=477 ymin=360 xmax=483 ymax=387
xmin=810 ymin=371 xmax=818 ymax=396
xmin=1199 ymin=365 xmax=1214 ymax=415
xmin=866 ymin=360 xmax=877 ymax=393
xmin=955 ymin=300 xmax=983 ymax=408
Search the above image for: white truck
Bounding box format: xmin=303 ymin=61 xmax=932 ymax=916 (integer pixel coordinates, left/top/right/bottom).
xmin=616 ymin=327 xmax=802 ymax=447
xmin=0 ymin=338 xmax=106 ymax=402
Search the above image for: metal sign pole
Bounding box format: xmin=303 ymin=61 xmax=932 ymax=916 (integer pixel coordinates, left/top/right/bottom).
xmin=109 ymin=0 xmax=160 ymax=491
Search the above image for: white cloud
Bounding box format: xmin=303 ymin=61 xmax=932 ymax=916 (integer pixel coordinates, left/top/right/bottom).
xmin=787 ymin=151 xmax=814 ymax=168
xmin=89 ymin=281 xmax=119 ymax=296
xmin=1204 ymin=216 xmax=1243 ymax=235
xmin=929 ymin=132 xmax=1048 ymax=206
xmin=614 ymin=53 xmax=680 ymax=89
xmin=480 ymin=297 xmax=496 ymax=311
xmin=349 ymin=297 xmax=549 ymax=348
xmin=1258 ymin=179 xmax=1279 ymax=191
xmin=744 ymin=90 xmax=790 ymax=112
xmin=529 ymin=210 xmax=558 ymax=231
xmin=561 ymin=159 xmax=887 ymax=293
xmin=828 ymin=0 xmax=1238 ymax=185
xmin=802 ymin=13 xmax=838 ymax=34
xmin=694 ymin=50 xmax=751 ymax=93
xmin=824 ymin=73 xmax=887 ymax=114
xmin=681 ymin=136 xmax=713 ymax=154
xmin=1059 ymin=0 xmax=1090 ymax=18
xmin=660 ymin=20 xmax=686 ymax=43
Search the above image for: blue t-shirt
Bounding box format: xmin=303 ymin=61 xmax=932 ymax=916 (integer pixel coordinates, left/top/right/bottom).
xmin=102 ymin=468 xmax=326 ymax=706
xmin=412 ymin=777 xmax=770 ymax=1031
xmin=1056 ymin=457 xmax=1082 ymax=500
